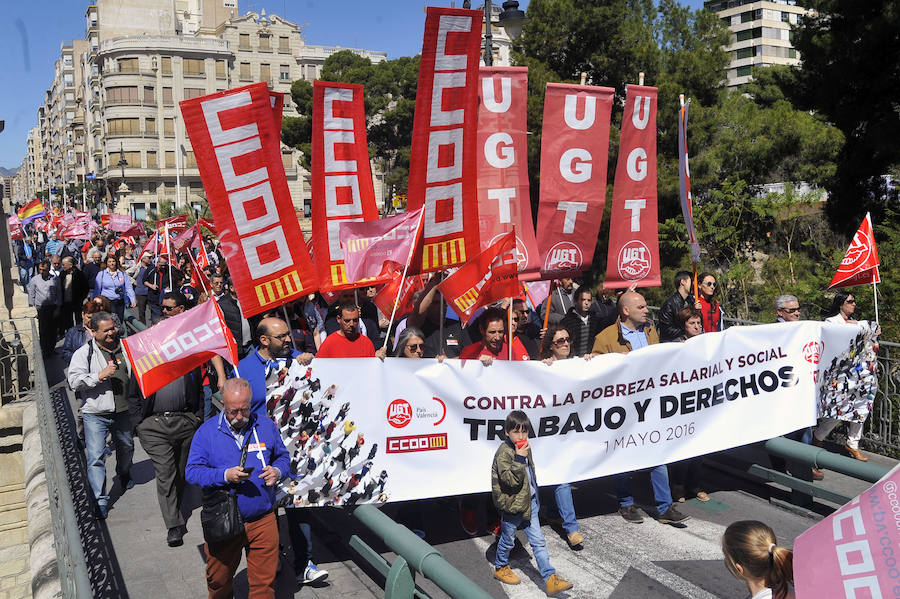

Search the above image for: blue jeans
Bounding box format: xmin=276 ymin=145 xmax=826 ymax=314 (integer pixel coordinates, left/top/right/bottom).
xmin=495 ymin=496 xmax=555 ymax=582
xmin=549 ymin=484 xmax=579 ymax=534
xmin=615 ymin=465 xmax=672 ymax=515
xmin=83 ymin=411 xmax=134 ymax=506
xmin=18 ymin=265 xmax=32 ymax=289
xmin=203 ymin=385 xmax=216 ymax=421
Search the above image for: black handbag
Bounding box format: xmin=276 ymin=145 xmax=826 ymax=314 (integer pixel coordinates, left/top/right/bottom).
xmin=200 ymin=433 xmax=251 ymax=544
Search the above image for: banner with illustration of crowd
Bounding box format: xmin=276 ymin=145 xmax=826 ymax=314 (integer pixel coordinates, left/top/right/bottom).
xmin=262 ymin=320 xmax=876 ymax=507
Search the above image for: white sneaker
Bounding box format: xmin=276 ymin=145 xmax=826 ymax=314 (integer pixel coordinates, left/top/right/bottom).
xmin=302 ymin=561 xmax=328 ymax=584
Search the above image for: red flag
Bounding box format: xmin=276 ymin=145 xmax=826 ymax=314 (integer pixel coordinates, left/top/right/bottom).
xmin=122 ymin=299 xmax=238 ymax=397
xmin=339 ymin=208 xmax=423 ymax=284
xmin=372 ymin=266 xmax=425 ymax=320
xmin=437 ymin=230 xmax=520 ymax=326
xmin=100 ymin=213 xmax=110 ymax=228
xmin=172 ymin=224 xmax=200 ymax=254
xmin=121 ymin=221 xmax=145 ymax=237
xmin=605 ymin=84 xmax=661 ymax=289
xmin=678 ymin=99 xmax=701 ymax=263
xmin=180 ymin=82 xmax=319 ymax=317
xmin=477 ymin=67 xmax=541 ymax=279
xmin=535 ymin=83 xmax=614 ymax=277
xmin=311 ymin=81 xmax=381 ymax=290
xmin=189 ymin=249 xmax=211 ymax=294
xmin=106 ymin=213 xmax=135 ymax=233
xmin=155 ymin=215 xmax=188 ymax=234
xmin=196 ymin=217 xmax=217 ymax=235
xmin=829 ymin=213 xmax=880 ymax=288
xmin=407 ymin=7 xmax=483 ymax=273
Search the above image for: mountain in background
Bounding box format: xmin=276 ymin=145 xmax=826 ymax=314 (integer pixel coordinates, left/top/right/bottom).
xmin=0 ymin=167 xmax=19 ymax=177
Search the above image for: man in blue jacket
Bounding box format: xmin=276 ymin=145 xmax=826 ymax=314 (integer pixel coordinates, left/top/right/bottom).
xmin=186 ymin=378 xmax=290 ymax=599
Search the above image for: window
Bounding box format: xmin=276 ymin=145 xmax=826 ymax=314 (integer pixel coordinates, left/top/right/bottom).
xmin=147 ymin=151 xmax=157 ymax=168
xmin=736 ymin=27 xmax=761 ymax=42
xmin=259 ymin=35 xmax=271 ymax=51
xmin=143 ymin=86 xmax=155 ymax=104
xmin=132 ymin=203 xmax=146 ymax=221
xmin=735 ymin=47 xmax=756 ymax=60
xmin=215 ymin=60 xmax=226 ymax=78
xmin=162 ymin=87 xmax=173 ymax=105
xmin=107 ymin=118 xmax=140 ymax=135
xmin=239 ymin=34 xmax=250 ymax=50
xmin=184 ymin=87 xmax=205 ymax=99
xmin=121 ymin=151 xmax=141 ymax=167
xmin=145 ymin=118 xmax=156 ymax=134
xmin=185 ymin=151 xmax=196 ymax=168
xmin=189 ymin=182 xmax=203 ymax=194
xmin=130 ymin=182 xmax=143 ymax=194
xmin=788 ymin=48 xmax=797 ymax=58
xmin=64 ymin=73 xmax=74 ymax=87
xmin=260 ymin=64 xmax=271 ymax=83
xmin=282 ymin=152 xmax=294 ymax=171
xmin=63 ymin=55 xmax=73 ymax=67
xmin=184 ymin=58 xmax=205 ymax=76
xmin=161 ymin=56 xmax=172 ymax=75
xmin=163 ymin=181 xmax=176 ymax=194
xmin=165 ymin=152 xmax=175 ymax=168
xmin=239 ymin=62 xmax=250 ymax=81
xmin=279 ymin=36 xmax=290 ymax=52
xmin=736 ymin=65 xmax=752 ymax=77
xmin=164 ymin=118 xmax=175 ymax=136
xmin=280 ymin=65 xmax=291 ymax=81
xmin=118 ymin=58 xmax=139 ymax=73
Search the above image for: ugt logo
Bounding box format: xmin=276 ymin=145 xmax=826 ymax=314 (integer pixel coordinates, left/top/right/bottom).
xmin=387 ymin=399 xmax=412 ymax=428
xmin=617 ymin=240 xmax=651 ymax=280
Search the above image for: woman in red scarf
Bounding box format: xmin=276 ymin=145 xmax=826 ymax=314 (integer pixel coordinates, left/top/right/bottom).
xmin=695 ymin=272 xmax=723 ymax=333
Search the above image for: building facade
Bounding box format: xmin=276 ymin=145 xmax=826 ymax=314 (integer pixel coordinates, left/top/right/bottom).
xmin=705 ymin=0 xmax=809 ymax=89
xmin=27 ymin=0 xmax=387 ymax=226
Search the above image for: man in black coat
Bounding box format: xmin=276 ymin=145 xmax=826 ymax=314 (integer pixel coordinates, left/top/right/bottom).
xmin=560 ymin=287 xmax=606 ymax=357
xmin=58 ymin=257 xmax=89 ymax=337
xmin=658 ymin=271 xmax=694 ymax=342
xmin=211 ymin=274 xmax=244 ymax=350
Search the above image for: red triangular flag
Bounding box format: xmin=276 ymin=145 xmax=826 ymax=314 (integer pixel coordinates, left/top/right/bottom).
xmin=829 ymin=213 xmax=880 ymax=289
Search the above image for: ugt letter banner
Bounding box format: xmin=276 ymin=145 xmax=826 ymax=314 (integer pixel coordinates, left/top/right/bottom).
xmin=407 ymin=7 xmax=482 ymax=273
xmin=535 ymin=83 xmax=614 ymax=277
xmin=311 ymin=81 xmax=381 ymax=290
xmin=605 ymin=84 xmax=660 ymax=289
xmin=477 ymin=67 xmax=540 ymax=279
xmin=180 ymin=83 xmax=319 ymax=317
xmin=263 ymin=321 xmax=863 ymax=505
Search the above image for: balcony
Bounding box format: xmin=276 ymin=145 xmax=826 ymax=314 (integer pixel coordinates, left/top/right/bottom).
xmin=99 ymin=35 xmax=230 ymax=57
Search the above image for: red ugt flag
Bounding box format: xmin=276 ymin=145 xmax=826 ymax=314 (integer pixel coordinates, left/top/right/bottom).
xmin=829 ymin=212 xmax=880 ymax=288
xmin=122 ymin=299 xmax=238 ymax=397
xmin=436 ymin=230 xmax=520 ymax=326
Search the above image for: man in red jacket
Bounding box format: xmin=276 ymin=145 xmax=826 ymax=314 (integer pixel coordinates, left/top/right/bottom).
xmin=316 ymin=300 xmax=387 ymax=359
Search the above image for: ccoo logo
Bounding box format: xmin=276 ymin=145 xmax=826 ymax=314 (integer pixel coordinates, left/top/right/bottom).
xmin=617 ymin=240 xmax=652 ymax=280
xmin=387 ymin=399 xmax=412 ymax=428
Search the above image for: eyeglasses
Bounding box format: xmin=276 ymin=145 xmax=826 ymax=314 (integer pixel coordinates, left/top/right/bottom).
xmin=845 ymin=299 xmax=856 ymax=304
xmin=703 ymin=281 xmax=717 ymax=288
xmin=406 ymin=343 xmax=424 ymax=351
xmin=225 ymin=407 xmax=250 ymax=416
xmin=553 ymin=337 xmax=571 ymax=346
xmin=267 ymin=332 xmax=291 ymax=340
xmin=781 ymin=307 xmax=801 ymax=313
xmin=161 ymin=305 xmax=177 ymax=312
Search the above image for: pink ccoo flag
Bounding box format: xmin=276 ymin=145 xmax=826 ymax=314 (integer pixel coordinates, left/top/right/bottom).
xmin=338 ymin=208 xmax=423 ymax=284
xmin=794 ymin=464 xmax=900 ymax=598
xmin=122 ymin=299 xmax=238 ymax=397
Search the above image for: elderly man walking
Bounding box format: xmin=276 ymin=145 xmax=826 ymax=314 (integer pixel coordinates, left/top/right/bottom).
xmin=186 ymin=378 xmax=290 ymax=599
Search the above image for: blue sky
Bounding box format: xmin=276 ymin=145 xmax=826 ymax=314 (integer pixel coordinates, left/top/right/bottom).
xmin=0 ymin=0 xmax=704 ymax=170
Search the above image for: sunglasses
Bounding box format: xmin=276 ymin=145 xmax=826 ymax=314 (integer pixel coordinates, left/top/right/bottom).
xmin=161 ymin=304 xmax=178 ymax=311
xmin=845 ymin=299 xmax=856 ymax=304
xmin=553 ymin=337 xmax=571 ymax=346
xmin=406 ymin=343 xmax=424 ymax=351
xmin=703 ymin=281 xmax=717 ymax=288
xmin=781 ymin=307 xmax=801 ymax=313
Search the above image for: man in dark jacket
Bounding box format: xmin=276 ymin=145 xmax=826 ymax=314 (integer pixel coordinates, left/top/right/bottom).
xmin=15 ymin=236 xmax=36 ymax=290
xmin=658 ymin=271 xmax=693 ymax=342
xmin=211 ymin=274 xmax=244 ymax=350
xmin=58 ymin=257 xmax=89 ymax=336
xmin=560 ymin=288 xmax=606 ymax=357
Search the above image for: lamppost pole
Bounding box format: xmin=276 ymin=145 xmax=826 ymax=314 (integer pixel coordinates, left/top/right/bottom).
xmin=462 ymin=1 xmax=527 ymax=67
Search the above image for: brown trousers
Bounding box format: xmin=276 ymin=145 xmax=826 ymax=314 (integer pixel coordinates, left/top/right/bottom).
xmin=205 ymin=511 xmax=278 ymax=599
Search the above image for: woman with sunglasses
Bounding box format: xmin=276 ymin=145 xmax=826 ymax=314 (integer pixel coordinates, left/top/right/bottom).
xmin=824 ymin=291 xmax=857 ymax=324
xmin=395 ymin=327 xmax=446 ymax=361
xmin=696 ymin=272 xmax=724 ymax=333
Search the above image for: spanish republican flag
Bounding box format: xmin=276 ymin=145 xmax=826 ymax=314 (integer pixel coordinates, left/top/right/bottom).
xmin=17 ymin=199 xmax=46 ymax=224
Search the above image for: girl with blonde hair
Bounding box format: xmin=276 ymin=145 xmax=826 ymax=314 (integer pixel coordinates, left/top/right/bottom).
xmin=722 ymin=520 xmax=794 ymax=599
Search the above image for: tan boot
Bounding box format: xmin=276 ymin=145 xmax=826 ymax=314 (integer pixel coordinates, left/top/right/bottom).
xmin=845 ymin=445 xmax=868 ymax=462
xmin=546 ymin=574 xmax=573 ymax=596
xmin=566 ymin=530 xmax=584 ymax=546
xmin=494 ymin=565 xmax=520 ymax=585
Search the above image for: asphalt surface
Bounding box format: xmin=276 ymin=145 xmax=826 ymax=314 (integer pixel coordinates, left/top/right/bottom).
xmin=45 ymin=348 xmax=892 ymax=598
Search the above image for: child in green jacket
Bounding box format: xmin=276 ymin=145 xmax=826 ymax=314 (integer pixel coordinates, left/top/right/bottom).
xmin=491 ymin=410 xmax=573 ymax=596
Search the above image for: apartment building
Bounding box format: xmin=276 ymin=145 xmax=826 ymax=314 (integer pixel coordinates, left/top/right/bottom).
xmin=32 ymin=0 xmax=387 ymax=223
xmin=705 ymin=0 xmax=809 ymax=89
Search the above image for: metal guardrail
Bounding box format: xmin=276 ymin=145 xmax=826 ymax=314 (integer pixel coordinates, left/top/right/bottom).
xmin=0 ymin=319 xmax=34 ymax=404
xmin=351 ymin=504 xmax=494 ymax=599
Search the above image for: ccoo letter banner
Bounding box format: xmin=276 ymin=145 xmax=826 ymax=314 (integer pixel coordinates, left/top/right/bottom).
xmin=180 ymin=82 xmax=319 ymax=317
xmin=407 ymin=7 xmax=483 ymax=273
xmin=604 ymin=84 xmax=661 ymax=289
xmin=535 ymin=83 xmax=614 ymax=278
xmin=477 ymin=67 xmax=540 ymax=279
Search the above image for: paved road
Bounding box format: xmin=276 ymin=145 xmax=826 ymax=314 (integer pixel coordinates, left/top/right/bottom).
xmin=45 ymin=351 xmax=890 ymax=598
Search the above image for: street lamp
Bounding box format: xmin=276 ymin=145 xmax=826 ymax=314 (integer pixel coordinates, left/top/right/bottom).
xmin=462 ymin=0 xmax=528 ymax=66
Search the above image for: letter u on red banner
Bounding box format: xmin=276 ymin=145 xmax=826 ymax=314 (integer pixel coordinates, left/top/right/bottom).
xmin=604 ymin=85 xmax=660 ymax=289
xmin=535 ymin=83 xmax=614 ymax=278
xmin=311 ymin=81 xmax=382 ymax=290
xmin=180 ymin=82 xmax=318 ymax=317
xmin=407 ymin=6 xmax=483 ymax=273
xmin=477 ymin=67 xmax=541 ymax=280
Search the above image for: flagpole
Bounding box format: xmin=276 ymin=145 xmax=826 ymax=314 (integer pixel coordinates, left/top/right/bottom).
xmin=542 ymin=280 xmax=556 ymax=332
xmin=521 ymin=283 xmax=538 ymax=313
xmin=508 ymin=300 xmax=513 ymax=360
xmin=165 ymin=222 xmax=173 ymax=293
xmin=873 ymin=281 xmax=879 ymax=325
xmin=282 ymin=304 xmax=297 ymax=350
xmin=382 ymin=208 xmax=425 ymax=352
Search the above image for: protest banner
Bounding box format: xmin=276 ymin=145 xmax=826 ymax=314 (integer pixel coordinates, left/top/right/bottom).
xmin=122 ymin=299 xmax=238 ymax=397
xmin=407 ymin=6 xmax=483 ymax=273
xmin=7 ymin=215 xmax=23 ymax=240
xmin=155 ymin=214 xmax=188 ymax=234
xmin=535 ymin=83 xmax=614 ymax=277
xmin=262 ymin=320 xmax=864 ymax=506
xmin=794 ymin=464 xmax=900 ymax=598
xmin=605 ymin=84 xmax=661 ymax=289
xmin=339 ymin=208 xmax=423 ymax=284
xmin=311 ymin=81 xmax=381 ymax=290
xmin=180 ymin=82 xmax=319 ymax=317
xmin=477 ymin=67 xmax=540 ymax=278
